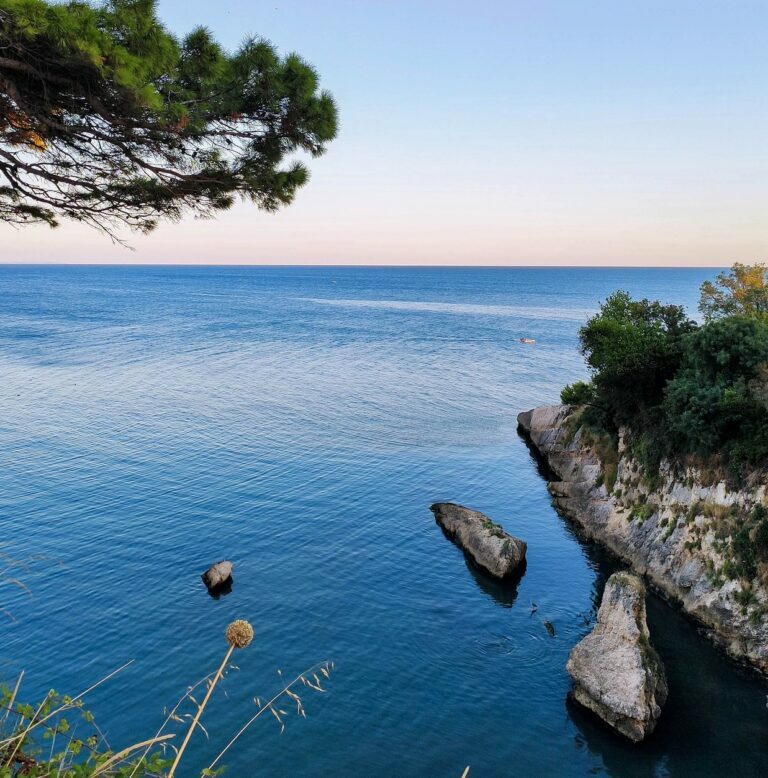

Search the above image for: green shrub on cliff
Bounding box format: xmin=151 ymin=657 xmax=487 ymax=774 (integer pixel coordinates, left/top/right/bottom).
xmin=664 ymin=317 xmax=768 ymax=472
xmin=577 ymin=291 xmax=695 ymax=427
xmin=570 ymin=264 xmax=768 ymax=481
xmin=560 ymin=380 xmax=594 ymax=406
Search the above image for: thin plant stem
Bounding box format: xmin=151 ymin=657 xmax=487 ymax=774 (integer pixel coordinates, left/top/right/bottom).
xmin=128 ymin=669 xmax=218 ymax=778
xmin=90 ymin=733 xmax=175 ymax=776
xmin=167 ymin=645 xmax=234 ymax=778
xmin=3 ymin=690 xmax=50 ymax=768
xmin=1 ymin=671 xmax=22 ymax=726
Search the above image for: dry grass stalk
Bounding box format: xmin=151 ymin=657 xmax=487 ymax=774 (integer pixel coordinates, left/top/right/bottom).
xmin=88 ymin=734 xmax=176 ymax=776
xmin=166 ymin=620 xmax=254 ymax=778
xmin=206 ymin=660 xmax=334 ymax=771
xmin=1 ymin=672 xmax=23 ymax=726
xmin=127 ymin=669 xmax=221 ymax=778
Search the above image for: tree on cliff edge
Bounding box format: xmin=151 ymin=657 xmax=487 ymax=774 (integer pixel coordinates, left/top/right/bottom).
xmin=0 ymin=0 xmax=337 ymax=238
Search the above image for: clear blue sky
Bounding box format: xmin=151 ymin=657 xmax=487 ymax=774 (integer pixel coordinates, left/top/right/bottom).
xmin=7 ymin=0 xmax=768 ymax=264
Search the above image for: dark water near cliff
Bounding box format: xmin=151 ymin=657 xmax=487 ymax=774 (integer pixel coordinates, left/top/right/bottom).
xmin=1 ymin=265 xmax=766 ymax=777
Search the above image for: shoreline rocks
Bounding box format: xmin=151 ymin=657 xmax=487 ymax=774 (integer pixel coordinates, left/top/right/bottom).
xmin=517 ymin=403 xmax=768 ymax=675
xmin=430 ymin=502 xmax=527 ymax=579
xmin=201 ymin=560 xmax=233 ymax=592
xmin=567 ymin=571 xmax=667 ymax=742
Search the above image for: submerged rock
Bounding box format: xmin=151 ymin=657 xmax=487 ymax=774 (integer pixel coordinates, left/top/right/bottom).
xmin=566 ymin=571 xmax=667 ymax=742
xmin=430 ymin=502 xmax=527 ymax=579
xmin=201 ymin=560 xmax=233 ymax=591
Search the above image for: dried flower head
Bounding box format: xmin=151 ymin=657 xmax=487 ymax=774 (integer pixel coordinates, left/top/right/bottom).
xmin=225 ymin=619 xmax=254 ymax=648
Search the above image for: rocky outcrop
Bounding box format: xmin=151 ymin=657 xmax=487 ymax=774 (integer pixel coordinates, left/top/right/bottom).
xmin=201 ymin=560 xmax=233 ymax=591
xmin=431 ymin=502 xmax=527 ymax=579
xmin=567 ymin=571 xmax=667 ymax=741
xmin=518 ymin=404 xmax=768 ymax=674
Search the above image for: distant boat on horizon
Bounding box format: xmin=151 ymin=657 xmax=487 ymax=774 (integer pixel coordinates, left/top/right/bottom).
xmin=519 ymin=337 xmax=536 ymax=344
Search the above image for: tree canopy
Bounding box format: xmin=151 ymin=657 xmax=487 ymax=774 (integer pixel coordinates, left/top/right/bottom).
xmin=664 ymin=317 xmax=768 ymax=462
xmin=0 ymin=0 xmax=337 ymax=237
xmin=576 ymin=290 xmax=695 ymax=425
xmin=699 ymin=262 xmax=768 ymax=321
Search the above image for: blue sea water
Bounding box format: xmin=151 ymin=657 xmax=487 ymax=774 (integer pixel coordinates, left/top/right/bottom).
xmin=0 ymin=265 xmax=766 ymax=777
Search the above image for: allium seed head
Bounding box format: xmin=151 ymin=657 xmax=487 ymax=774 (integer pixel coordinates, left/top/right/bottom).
xmin=226 ymin=619 xmax=254 ymax=648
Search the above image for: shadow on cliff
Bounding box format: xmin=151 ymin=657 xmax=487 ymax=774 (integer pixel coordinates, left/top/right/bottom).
xmin=516 ymin=423 xmax=623 ymax=615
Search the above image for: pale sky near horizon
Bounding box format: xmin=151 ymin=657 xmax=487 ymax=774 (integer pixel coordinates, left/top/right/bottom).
xmin=3 ymin=0 xmax=767 ymax=266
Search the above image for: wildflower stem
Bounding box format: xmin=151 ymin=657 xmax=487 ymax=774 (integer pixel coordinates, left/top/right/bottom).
xmin=167 ymin=645 xmax=234 ymax=778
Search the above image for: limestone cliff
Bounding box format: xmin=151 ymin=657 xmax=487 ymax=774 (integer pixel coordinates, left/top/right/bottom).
xmin=518 ymin=404 xmax=768 ymax=674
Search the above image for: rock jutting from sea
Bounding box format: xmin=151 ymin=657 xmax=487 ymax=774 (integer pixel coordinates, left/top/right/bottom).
xmin=430 ymin=502 xmax=527 ymax=579
xmin=567 ymin=571 xmax=667 ymax=741
xmin=201 ymin=559 xmax=233 ymax=592
xmin=517 ymin=403 xmax=768 ymax=675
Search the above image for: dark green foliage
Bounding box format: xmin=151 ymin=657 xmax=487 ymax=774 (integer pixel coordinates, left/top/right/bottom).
xmin=628 ymin=502 xmax=656 ymax=523
xmin=578 ymin=291 xmax=696 ymax=427
xmin=0 ymin=0 xmax=337 ymax=236
xmin=663 ymin=317 xmax=768 ymax=474
xmin=560 ymin=380 xmax=594 ymax=406
xmin=732 ymin=524 xmax=758 ymax=580
xmin=728 ymin=504 xmax=768 ymax=582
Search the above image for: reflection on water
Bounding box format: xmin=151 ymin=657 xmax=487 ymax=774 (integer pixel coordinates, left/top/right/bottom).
xmin=0 ymin=265 xmax=766 ymax=777
xmin=464 ymin=557 xmax=524 ymax=609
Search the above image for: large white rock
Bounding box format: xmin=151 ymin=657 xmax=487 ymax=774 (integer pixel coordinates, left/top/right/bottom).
xmin=567 ymin=571 xmax=667 ymax=741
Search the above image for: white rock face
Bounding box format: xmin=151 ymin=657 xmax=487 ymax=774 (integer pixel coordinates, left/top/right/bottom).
xmin=430 ymin=502 xmax=527 ymax=579
xmin=567 ymin=572 xmax=667 ymax=741
xmin=518 ymin=404 xmax=768 ymax=674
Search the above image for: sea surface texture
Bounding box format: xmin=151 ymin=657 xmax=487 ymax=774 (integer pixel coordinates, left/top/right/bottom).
xmin=1 ymin=266 xmax=766 ymax=777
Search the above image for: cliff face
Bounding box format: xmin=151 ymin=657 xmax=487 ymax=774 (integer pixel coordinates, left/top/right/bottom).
xmin=518 ymin=404 xmax=768 ymax=674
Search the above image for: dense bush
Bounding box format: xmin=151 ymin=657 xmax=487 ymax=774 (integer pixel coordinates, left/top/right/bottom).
xmin=664 ymin=317 xmax=768 ymax=471
xmin=560 ymin=380 xmax=594 ymax=406
xmin=577 ymin=291 xmax=695 ymax=427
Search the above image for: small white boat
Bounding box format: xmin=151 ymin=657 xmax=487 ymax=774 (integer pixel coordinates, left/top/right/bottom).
xmin=519 ymin=337 xmax=536 ymax=345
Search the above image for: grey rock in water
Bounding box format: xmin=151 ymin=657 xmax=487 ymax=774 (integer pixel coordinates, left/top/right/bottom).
xmin=201 ymin=560 xmax=233 ymax=590
xmin=430 ymin=502 xmax=527 ymax=579
xmin=567 ymin=571 xmax=667 ymax=742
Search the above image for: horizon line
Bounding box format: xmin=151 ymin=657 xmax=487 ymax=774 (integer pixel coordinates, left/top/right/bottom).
xmin=0 ymin=262 xmax=731 ymax=269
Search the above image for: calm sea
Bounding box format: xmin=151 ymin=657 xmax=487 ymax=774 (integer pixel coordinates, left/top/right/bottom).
xmin=1 ymin=266 xmax=766 ymax=777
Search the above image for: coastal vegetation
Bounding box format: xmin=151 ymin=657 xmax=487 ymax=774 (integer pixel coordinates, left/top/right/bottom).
xmin=0 ymin=0 xmax=337 ymax=238
xmin=562 ymin=263 xmax=768 ymax=483
xmin=555 ymin=263 xmax=768 ymax=629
